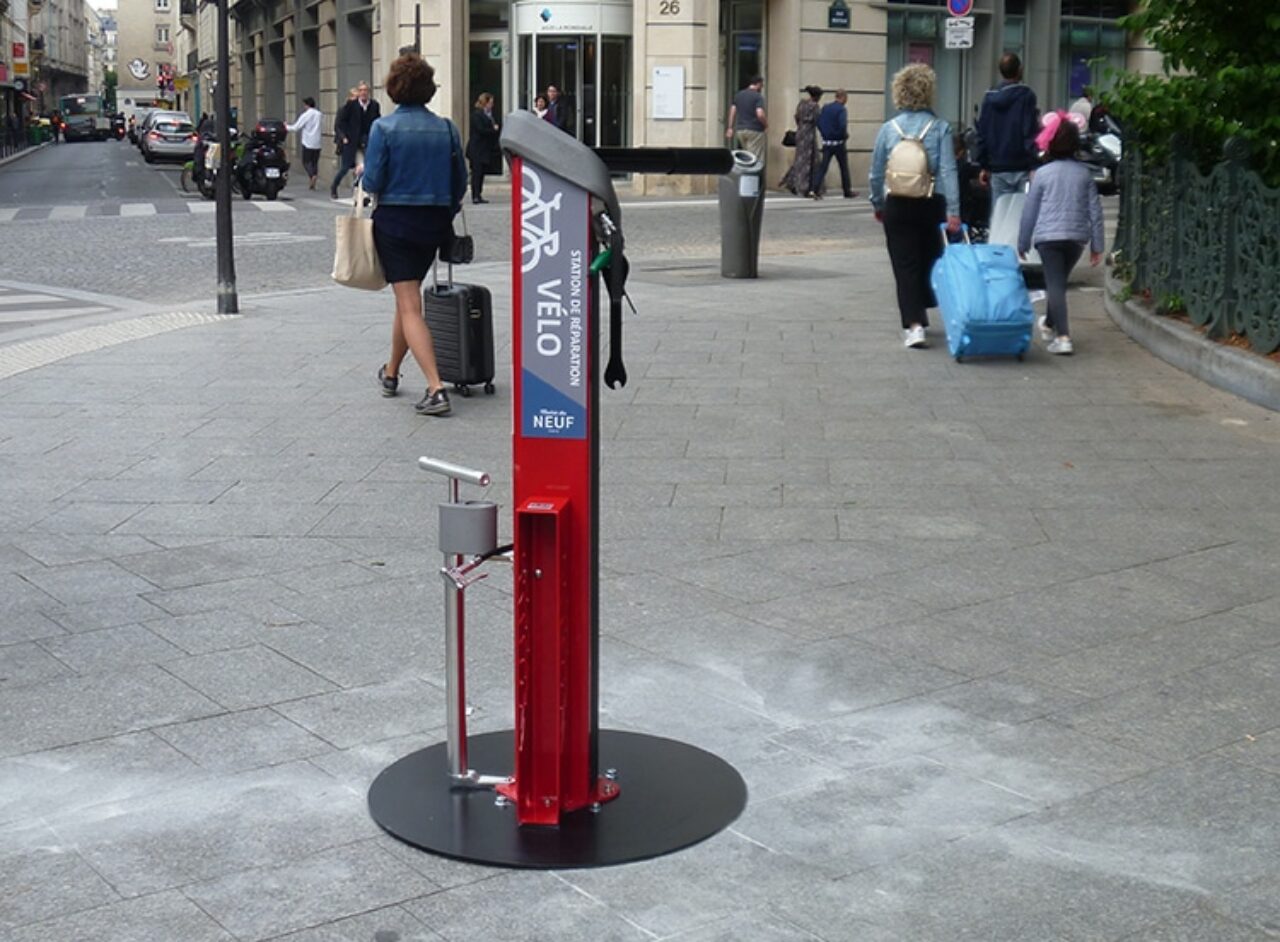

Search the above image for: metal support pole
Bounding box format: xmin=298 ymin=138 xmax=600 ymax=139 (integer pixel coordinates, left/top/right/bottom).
xmin=215 ymin=0 xmax=238 ymax=314
xmin=443 ymin=475 xmax=468 ymax=778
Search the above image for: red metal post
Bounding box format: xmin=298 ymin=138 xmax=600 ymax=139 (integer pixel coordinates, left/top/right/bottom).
xmin=498 ymin=157 xmax=619 ymax=824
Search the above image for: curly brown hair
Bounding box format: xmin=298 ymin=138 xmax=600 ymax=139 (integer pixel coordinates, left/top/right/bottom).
xmin=385 ymin=53 xmax=436 ymax=106
xmin=891 ymin=63 xmax=935 ymax=112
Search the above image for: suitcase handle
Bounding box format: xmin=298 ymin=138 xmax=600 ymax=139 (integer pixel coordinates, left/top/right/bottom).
xmin=939 ymin=222 xmax=971 ymax=248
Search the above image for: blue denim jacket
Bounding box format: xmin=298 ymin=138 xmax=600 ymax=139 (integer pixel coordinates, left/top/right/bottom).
xmin=361 ymin=105 xmax=467 ymax=210
xmin=868 ymin=109 xmax=960 ymax=218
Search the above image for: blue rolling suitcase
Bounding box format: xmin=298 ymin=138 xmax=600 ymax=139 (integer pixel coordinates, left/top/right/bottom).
xmin=931 ymin=225 xmax=1034 ymax=361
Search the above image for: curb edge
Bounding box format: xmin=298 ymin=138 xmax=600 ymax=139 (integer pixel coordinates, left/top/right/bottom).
xmin=1103 ymin=272 xmax=1280 ymax=413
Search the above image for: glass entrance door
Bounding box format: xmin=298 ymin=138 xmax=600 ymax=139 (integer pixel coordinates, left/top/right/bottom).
xmin=536 ymin=35 xmax=581 ymax=140
xmin=520 ymin=33 xmax=630 ymax=147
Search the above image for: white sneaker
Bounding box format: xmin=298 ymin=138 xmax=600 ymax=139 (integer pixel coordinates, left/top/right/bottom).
xmin=1037 ymin=315 xmax=1054 ymax=343
xmin=903 ymin=325 xmax=927 ymax=348
xmin=1047 ymin=336 xmax=1074 ymax=355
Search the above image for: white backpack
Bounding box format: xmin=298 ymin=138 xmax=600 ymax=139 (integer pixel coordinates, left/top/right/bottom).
xmin=884 ymin=118 xmax=936 ymax=198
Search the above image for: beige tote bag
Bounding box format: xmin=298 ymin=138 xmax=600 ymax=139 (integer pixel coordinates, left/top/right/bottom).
xmin=331 ymin=183 xmax=386 ymax=290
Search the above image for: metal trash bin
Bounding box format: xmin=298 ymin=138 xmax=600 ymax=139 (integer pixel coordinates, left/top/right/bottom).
xmin=718 ymin=149 xmax=766 ymax=279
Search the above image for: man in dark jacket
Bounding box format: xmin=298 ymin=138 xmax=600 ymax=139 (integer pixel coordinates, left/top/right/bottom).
xmin=974 ymin=53 xmax=1040 ymax=203
xmin=330 ymin=81 xmax=381 ymax=199
xmin=543 ymin=85 xmax=573 ymax=136
xmin=811 ymin=89 xmax=857 ymax=199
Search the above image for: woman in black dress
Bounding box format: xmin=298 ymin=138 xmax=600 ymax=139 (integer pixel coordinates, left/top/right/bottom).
xmin=467 ymin=92 xmax=500 ymax=204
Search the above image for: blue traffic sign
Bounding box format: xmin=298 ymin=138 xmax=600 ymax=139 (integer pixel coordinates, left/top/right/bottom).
xmin=948 ymin=0 xmax=974 ymax=15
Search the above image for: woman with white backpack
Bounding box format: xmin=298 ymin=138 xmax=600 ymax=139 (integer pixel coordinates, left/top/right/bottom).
xmin=869 ymin=64 xmax=962 ymax=349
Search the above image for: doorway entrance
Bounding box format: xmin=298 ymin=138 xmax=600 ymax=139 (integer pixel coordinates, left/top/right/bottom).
xmin=722 ymin=0 xmax=765 ymax=102
xmin=517 ymin=34 xmax=630 ymax=147
xmin=512 ymin=1 xmax=632 ymax=147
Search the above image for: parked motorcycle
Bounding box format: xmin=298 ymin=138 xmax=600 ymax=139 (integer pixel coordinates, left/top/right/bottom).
xmin=195 ymin=128 xmax=241 ymax=201
xmin=1079 ymin=111 xmax=1122 ymax=195
xmin=234 ymin=119 xmax=290 ymax=201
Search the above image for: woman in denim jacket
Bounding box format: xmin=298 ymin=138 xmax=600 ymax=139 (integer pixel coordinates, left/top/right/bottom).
xmin=358 ymin=53 xmax=468 ymax=416
xmin=869 ymin=64 xmax=961 ymax=349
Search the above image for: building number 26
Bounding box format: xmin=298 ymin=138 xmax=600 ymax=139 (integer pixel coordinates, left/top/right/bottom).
xmin=658 ymin=0 xmax=680 ymax=14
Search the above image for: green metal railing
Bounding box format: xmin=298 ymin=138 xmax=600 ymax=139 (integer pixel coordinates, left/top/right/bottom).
xmin=1114 ymin=137 xmax=1280 ymax=354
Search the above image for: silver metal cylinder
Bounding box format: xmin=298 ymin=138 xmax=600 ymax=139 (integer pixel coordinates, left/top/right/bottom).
xmin=439 ymin=501 xmax=499 ymax=557
xmin=444 ymin=563 xmax=467 ymax=778
xmin=419 ymin=456 xmax=491 ymax=488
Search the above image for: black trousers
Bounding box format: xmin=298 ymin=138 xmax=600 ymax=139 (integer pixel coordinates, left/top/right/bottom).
xmin=1037 ymin=240 xmax=1084 ymax=337
xmin=469 ymin=159 xmax=485 ymax=200
xmin=813 ymin=145 xmax=853 ymax=196
xmin=301 ymin=147 xmax=320 ymax=179
xmin=882 ymin=195 xmax=946 ymax=329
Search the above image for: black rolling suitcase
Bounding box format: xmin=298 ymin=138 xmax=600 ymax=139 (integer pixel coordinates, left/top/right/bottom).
xmin=422 ymin=261 xmax=496 ymax=397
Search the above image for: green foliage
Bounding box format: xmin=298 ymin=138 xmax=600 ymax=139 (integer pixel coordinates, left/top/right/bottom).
xmin=103 ymin=69 xmax=118 ymax=112
xmin=1103 ymin=1 xmax=1280 ymax=186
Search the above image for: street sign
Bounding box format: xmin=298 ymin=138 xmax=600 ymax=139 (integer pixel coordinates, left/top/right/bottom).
xmin=948 ymin=0 xmax=974 ymax=15
xmin=945 ymin=16 xmax=974 ymax=49
xmin=488 ymin=40 xmax=503 ymax=59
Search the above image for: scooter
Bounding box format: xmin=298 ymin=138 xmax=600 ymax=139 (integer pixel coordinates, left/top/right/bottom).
xmin=112 ymin=115 xmax=126 ymax=140
xmin=195 ymin=128 xmax=242 ymax=201
xmin=1079 ymin=112 xmax=1122 ymax=195
xmin=234 ymin=119 xmax=290 ymax=201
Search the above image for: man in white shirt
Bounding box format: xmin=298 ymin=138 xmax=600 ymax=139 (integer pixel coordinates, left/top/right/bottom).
xmin=287 ymin=96 xmax=323 ymax=189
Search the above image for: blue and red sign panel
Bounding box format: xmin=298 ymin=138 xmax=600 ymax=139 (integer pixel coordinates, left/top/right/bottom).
xmin=948 ymin=0 xmax=974 ymax=15
xmin=518 ymin=164 xmax=589 ymax=440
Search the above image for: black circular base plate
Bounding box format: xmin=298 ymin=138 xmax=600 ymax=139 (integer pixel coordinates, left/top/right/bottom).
xmin=367 ymin=729 xmax=747 ymax=869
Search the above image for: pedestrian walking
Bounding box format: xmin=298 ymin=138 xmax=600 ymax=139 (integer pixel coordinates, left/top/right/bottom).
xmin=355 ymin=52 xmax=467 ymax=417
xmin=49 ymin=111 xmax=62 ymax=144
xmin=780 ymin=85 xmax=822 ymax=197
xmin=467 ymin=92 xmax=500 ymax=204
xmin=725 ymin=75 xmax=768 ymax=164
xmin=1017 ymin=112 xmax=1104 ymax=356
xmin=287 ymin=96 xmax=323 ymax=189
xmin=974 ymin=53 xmax=1040 ymax=203
xmin=812 ymin=89 xmax=857 ymax=199
xmin=868 ymin=63 xmax=961 ymax=349
xmin=331 ymin=81 xmax=380 ymax=200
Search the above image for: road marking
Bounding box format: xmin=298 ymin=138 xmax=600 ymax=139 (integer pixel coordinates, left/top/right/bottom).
xmin=48 ymin=205 xmax=87 ymax=220
xmin=0 ymin=305 xmax=113 ymax=324
xmin=254 ymin=201 xmax=297 ymax=212
xmin=0 ymin=294 xmax=63 ymax=307
xmin=120 ymin=203 xmax=158 ymax=216
xmin=157 ymin=230 xmax=325 ymax=249
xmin=0 ymin=208 xmax=16 ymax=222
xmin=0 ymin=311 xmax=239 ymax=380
xmin=188 ymin=202 xmax=216 ymax=214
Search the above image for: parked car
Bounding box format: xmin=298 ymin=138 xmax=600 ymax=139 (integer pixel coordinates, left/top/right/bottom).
xmin=136 ymin=110 xmax=189 ymax=150
xmin=130 ymin=109 xmax=155 ymax=145
xmin=141 ymin=114 xmax=198 ymax=163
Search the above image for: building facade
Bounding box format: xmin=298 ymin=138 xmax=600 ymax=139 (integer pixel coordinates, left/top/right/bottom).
xmin=212 ymin=0 xmax=1149 ymax=191
xmin=114 ymin=0 xmax=179 ymax=116
xmin=29 ymin=0 xmax=91 ymax=105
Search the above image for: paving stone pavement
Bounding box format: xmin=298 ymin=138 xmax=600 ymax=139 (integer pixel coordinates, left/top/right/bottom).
xmin=1 ymin=240 xmax=1278 ymax=941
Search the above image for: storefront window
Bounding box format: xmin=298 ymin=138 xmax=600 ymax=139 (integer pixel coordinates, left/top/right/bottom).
xmin=1059 ymin=2 xmax=1127 ymax=104
xmin=885 ymin=8 xmax=962 ymax=124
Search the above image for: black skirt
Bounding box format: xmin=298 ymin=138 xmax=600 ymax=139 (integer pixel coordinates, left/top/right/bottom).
xmin=371 ymin=205 xmax=453 ymax=284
